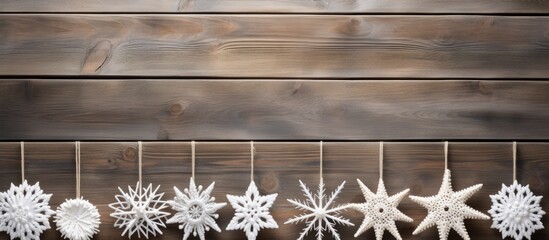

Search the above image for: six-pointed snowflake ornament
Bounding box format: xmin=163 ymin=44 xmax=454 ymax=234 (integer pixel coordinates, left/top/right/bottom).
xmin=0 ymin=180 xmax=55 ymax=240
xmin=349 ymin=178 xmax=412 ymax=240
xmin=488 ymin=181 xmax=545 ymax=240
xmin=109 ymin=182 xmax=171 ymax=239
xmin=167 ymin=177 xmax=227 ymax=240
xmin=410 ymin=169 xmax=490 ymax=240
xmin=55 ymin=197 xmax=101 ymax=240
xmin=285 ymin=178 xmax=354 ymax=240
xmin=226 ymin=181 xmax=278 ymax=240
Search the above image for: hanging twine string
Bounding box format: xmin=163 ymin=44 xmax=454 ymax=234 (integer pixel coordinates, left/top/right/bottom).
xmin=191 ymin=141 xmax=196 ymax=180
xmin=250 ymin=141 xmax=254 ymax=182
xmin=444 ymin=141 xmax=449 ymax=170
xmin=379 ymin=141 xmax=384 ymax=180
xmin=513 ymin=141 xmax=517 ymax=182
xmin=76 ymin=141 xmax=81 ymax=198
xmin=20 ymin=141 xmax=25 ymax=183
xmin=320 ymin=141 xmax=323 ymax=181
xmin=138 ymin=141 xmax=143 ymax=189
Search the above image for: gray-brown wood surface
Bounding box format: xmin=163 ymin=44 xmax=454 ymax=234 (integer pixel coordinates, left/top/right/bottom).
xmin=2 ymin=15 xmax=549 ymax=78
xmin=1 ymin=79 xmax=549 ymax=140
xmin=1 ymin=0 xmax=549 ymax=13
xmin=1 ymin=0 xmax=548 ymax=239
xmin=0 ymin=142 xmax=547 ymax=240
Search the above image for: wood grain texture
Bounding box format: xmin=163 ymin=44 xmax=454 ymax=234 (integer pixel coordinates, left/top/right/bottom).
xmin=2 ymin=15 xmax=549 ymax=78
xmin=0 ymin=141 xmax=546 ymax=240
xmin=2 ymin=79 xmax=549 ymax=140
xmin=2 ymin=0 xmax=549 ymax=13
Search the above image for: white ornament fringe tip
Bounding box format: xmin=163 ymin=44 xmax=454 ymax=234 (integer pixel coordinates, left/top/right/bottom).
xmin=55 ymin=197 xmax=101 ymax=240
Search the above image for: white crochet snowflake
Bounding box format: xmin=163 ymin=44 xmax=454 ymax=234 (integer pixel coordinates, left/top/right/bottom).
xmin=226 ymin=181 xmax=278 ymax=240
xmin=167 ymin=177 xmax=227 ymax=240
xmin=109 ymin=182 xmax=170 ymax=239
xmin=410 ymin=169 xmax=490 ymax=240
xmin=349 ymin=178 xmax=413 ymax=240
xmin=55 ymin=197 xmax=101 ymax=240
xmin=285 ymin=178 xmax=354 ymax=240
xmin=488 ymin=181 xmax=545 ymax=240
xmin=0 ymin=180 xmax=55 ymax=240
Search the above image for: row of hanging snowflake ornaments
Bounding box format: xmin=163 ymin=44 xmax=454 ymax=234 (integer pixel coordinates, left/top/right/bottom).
xmin=0 ymin=142 xmax=545 ymax=240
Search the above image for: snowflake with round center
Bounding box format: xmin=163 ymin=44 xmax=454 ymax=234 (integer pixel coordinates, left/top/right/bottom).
xmin=488 ymin=181 xmax=545 ymax=240
xmin=55 ymin=197 xmax=101 ymax=240
xmin=410 ymin=169 xmax=490 ymax=240
xmin=349 ymin=178 xmax=413 ymax=240
xmin=167 ymin=177 xmax=227 ymax=240
xmin=285 ymin=178 xmax=354 ymax=240
xmin=226 ymin=181 xmax=278 ymax=240
xmin=0 ymin=180 xmax=55 ymax=240
xmin=109 ymin=182 xmax=170 ymax=239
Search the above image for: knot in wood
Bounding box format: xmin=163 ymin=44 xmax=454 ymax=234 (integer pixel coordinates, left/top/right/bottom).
xmin=82 ymin=40 xmax=113 ymax=74
xmin=260 ymin=173 xmax=279 ymax=193
xmin=168 ymin=102 xmax=188 ymax=116
xmin=123 ymin=147 xmax=136 ymax=161
xmin=336 ymin=17 xmax=371 ymax=36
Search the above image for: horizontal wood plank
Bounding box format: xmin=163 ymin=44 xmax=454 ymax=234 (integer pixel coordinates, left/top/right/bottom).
xmin=2 ymin=15 xmax=549 ymax=78
xmin=1 ymin=0 xmax=549 ymax=13
xmin=1 ymin=79 xmax=549 ymax=140
xmin=0 ymin=142 xmax=546 ymax=240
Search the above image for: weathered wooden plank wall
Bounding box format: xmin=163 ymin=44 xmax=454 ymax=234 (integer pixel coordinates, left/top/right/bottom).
xmin=0 ymin=0 xmax=548 ymax=239
xmin=1 ymin=0 xmax=549 ymax=13
xmin=1 ymin=15 xmax=549 ymax=78
xmin=1 ymin=79 xmax=549 ymax=140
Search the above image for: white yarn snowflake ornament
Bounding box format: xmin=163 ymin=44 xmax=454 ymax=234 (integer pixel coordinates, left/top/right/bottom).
xmin=349 ymin=178 xmax=413 ymax=240
xmin=488 ymin=181 xmax=545 ymax=240
xmin=285 ymin=178 xmax=354 ymax=240
xmin=167 ymin=177 xmax=227 ymax=240
xmin=410 ymin=169 xmax=490 ymax=240
xmin=109 ymin=182 xmax=171 ymax=239
xmin=55 ymin=197 xmax=101 ymax=240
xmin=0 ymin=180 xmax=55 ymax=240
xmin=226 ymin=181 xmax=278 ymax=240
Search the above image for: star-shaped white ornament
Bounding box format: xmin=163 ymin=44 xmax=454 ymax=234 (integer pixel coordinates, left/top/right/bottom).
xmin=489 ymin=180 xmax=545 ymax=240
xmin=109 ymin=182 xmax=171 ymax=239
xmin=285 ymin=178 xmax=354 ymax=240
xmin=0 ymin=180 xmax=55 ymax=240
xmin=226 ymin=181 xmax=278 ymax=240
xmin=55 ymin=197 xmax=101 ymax=240
xmin=167 ymin=177 xmax=227 ymax=240
xmin=410 ymin=169 xmax=490 ymax=240
xmin=349 ymin=178 xmax=413 ymax=240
